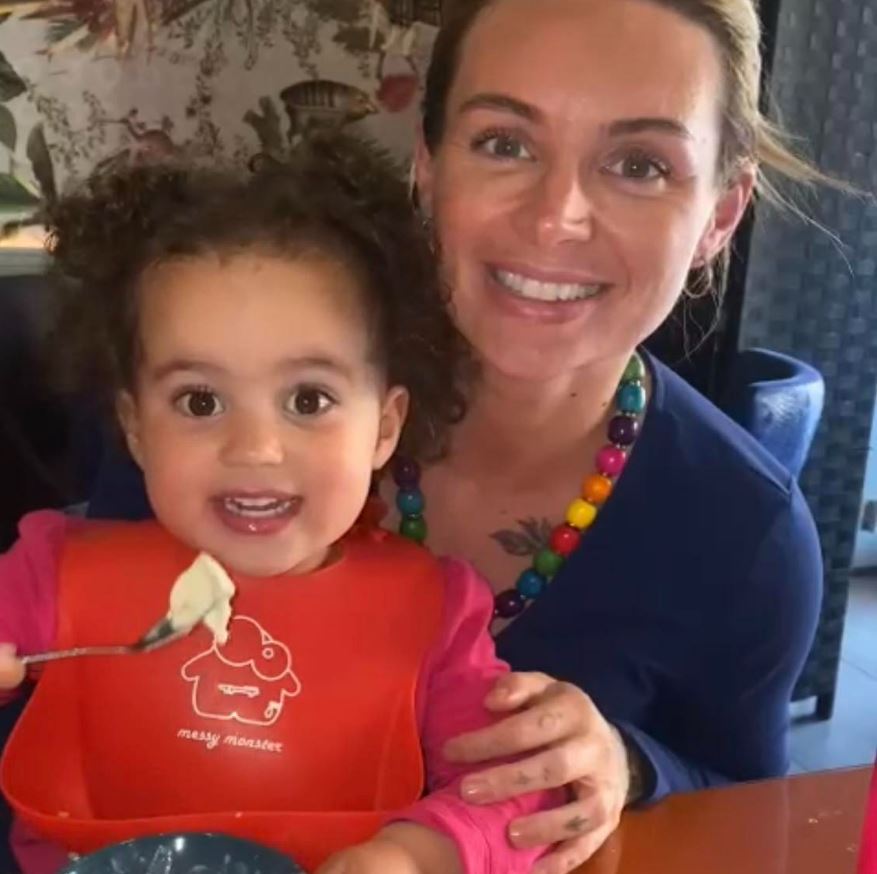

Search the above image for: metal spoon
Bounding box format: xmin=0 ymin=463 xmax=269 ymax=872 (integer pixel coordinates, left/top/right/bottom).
xmin=20 ymin=613 xmax=198 ymax=666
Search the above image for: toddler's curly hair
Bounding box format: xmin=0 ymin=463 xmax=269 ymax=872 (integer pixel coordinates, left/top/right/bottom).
xmin=46 ymin=133 xmax=469 ymax=461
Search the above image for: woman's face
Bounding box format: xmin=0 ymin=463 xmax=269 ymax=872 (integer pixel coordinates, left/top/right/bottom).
xmin=417 ymin=0 xmax=753 ymax=380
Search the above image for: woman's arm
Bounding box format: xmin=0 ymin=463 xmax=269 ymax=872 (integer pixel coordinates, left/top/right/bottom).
xmin=442 ymin=485 xmax=822 ymax=874
xmin=668 ymin=483 xmax=822 ymax=788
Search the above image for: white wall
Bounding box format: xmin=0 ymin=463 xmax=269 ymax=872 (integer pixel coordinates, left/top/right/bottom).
xmin=853 ymin=387 xmax=877 ymax=569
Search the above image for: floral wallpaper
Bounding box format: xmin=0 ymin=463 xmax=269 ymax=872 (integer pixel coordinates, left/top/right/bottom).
xmin=0 ymin=0 xmax=440 ymax=215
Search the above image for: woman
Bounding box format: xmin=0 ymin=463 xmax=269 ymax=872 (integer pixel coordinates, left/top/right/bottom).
xmin=82 ymin=1 xmax=823 ymax=872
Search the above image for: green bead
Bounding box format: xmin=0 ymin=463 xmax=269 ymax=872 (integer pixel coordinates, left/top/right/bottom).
xmin=623 ymin=355 xmax=646 ymax=382
xmin=400 ymin=515 xmax=427 ymax=543
xmin=534 ymin=548 xmax=564 ymax=578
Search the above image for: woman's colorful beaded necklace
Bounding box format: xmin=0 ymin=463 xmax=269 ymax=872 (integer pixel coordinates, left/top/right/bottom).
xmin=391 ymin=353 xmax=648 ymax=619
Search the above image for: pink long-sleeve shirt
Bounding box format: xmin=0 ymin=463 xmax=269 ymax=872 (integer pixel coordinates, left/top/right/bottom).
xmin=0 ymin=511 xmax=559 ymax=874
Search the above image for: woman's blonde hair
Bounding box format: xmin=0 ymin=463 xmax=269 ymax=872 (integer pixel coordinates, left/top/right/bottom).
xmin=649 ymin=0 xmax=834 ymax=199
xmin=650 ymin=0 xmax=850 ymax=303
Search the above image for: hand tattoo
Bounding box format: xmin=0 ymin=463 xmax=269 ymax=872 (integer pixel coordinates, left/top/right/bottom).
xmin=563 ymin=815 xmax=590 ymax=834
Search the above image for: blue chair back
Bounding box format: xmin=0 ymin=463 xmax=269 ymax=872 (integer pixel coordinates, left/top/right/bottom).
xmin=720 ymin=348 xmax=825 ymax=478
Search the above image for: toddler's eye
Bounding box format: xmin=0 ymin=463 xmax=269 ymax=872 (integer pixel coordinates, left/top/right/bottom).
xmin=175 ymin=389 xmax=224 ymax=418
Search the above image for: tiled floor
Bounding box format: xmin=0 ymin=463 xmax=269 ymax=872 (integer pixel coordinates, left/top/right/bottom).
xmin=790 ymin=575 xmax=877 ymax=772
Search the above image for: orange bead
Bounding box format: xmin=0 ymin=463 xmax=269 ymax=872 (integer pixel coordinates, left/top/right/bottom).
xmin=582 ymin=474 xmax=613 ymax=505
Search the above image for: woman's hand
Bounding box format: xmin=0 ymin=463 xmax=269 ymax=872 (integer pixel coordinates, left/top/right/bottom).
xmin=0 ymin=644 xmax=25 ymax=691
xmin=444 ymin=672 xmax=637 ymax=874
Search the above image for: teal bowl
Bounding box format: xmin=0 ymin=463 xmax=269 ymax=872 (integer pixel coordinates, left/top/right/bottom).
xmin=60 ymin=833 xmax=307 ymax=874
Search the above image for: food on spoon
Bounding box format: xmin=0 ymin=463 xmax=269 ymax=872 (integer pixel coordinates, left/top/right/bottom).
xmin=167 ymin=553 xmax=235 ymax=645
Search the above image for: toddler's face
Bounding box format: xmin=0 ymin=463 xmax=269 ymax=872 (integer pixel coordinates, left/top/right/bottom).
xmin=118 ymin=251 xmax=407 ymax=577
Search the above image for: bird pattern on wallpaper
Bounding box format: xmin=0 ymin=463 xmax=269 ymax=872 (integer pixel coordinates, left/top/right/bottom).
xmin=0 ymin=0 xmax=439 ymax=213
xmin=370 ymin=0 xmax=440 ymax=69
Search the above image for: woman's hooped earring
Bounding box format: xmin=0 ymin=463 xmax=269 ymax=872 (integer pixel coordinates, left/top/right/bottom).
xmin=686 ymin=257 xmax=715 ymax=300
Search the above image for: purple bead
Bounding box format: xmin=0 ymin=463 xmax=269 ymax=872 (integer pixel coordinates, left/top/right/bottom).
xmin=392 ymin=456 xmax=421 ymax=488
xmin=608 ymin=415 xmax=639 ymax=447
xmin=494 ymin=590 xmax=526 ymax=619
